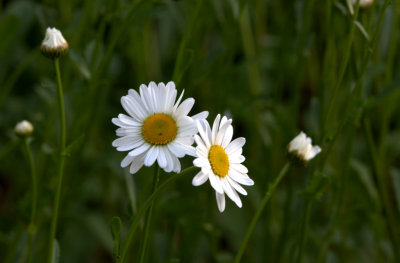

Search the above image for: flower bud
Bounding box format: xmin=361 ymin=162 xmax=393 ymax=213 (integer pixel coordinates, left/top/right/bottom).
xmin=40 ymin=27 xmax=68 ymax=59
xmin=353 ymin=0 xmax=374 ymax=8
xmin=14 ymin=120 xmax=34 ymax=137
xmin=288 ymin=131 xmax=321 ymax=164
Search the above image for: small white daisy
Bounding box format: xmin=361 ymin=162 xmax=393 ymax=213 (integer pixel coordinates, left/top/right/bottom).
xmin=288 ymin=131 xmax=321 ymax=163
xmin=112 ymin=81 xmax=208 ymax=174
xmin=40 ymin=27 xmax=68 ymax=58
xmin=192 ymin=114 xmax=254 ymax=212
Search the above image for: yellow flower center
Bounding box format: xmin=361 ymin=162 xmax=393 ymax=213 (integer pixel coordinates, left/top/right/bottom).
xmin=142 ymin=113 xmax=178 ymax=145
xmin=208 ymin=145 xmax=229 ymax=177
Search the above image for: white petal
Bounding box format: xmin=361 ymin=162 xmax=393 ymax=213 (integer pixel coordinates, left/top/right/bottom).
xmin=175 ymin=98 xmax=194 ymax=117
xmin=195 ymin=145 xmax=208 ymax=158
xmin=197 ymin=120 xmax=211 ymax=148
xmin=305 ymin=145 xmax=322 ymax=160
xmin=157 ymin=147 xmax=168 ymax=168
xmin=216 ymin=192 xmax=225 ymax=212
xmin=112 ymin=135 xmax=140 ymax=147
xmin=121 ymin=96 xmax=146 ymax=122
xmin=232 ymin=163 xmax=249 ymax=174
xmin=140 ymin=84 xmax=154 ymax=114
xmin=118 ymin=114 xmax=141 ymax=126
xmin=215 ymin=121 xmax=232 ymax=145
xmin=221 ymin=178 xmax=242 ymax=208
xmin=221 ymin=125 xmax=233 ymax=148
xmin=156 ymin=82 xmax=167 ymax=112
xmin=192 ymin=171 xmax=208 ymax=186
xmin=167 ymin=142 xmax=187 ymax=158
xmin=209 ymin=173 xmax=224 ymax=194
xmin=193 ymin=157 xmax=209 ymax=168
xmin=171 ymin=155 xmax=181 ymax=173
xmin=191 ymin=111 xmax=209 ymax=121
xmin=144 ymin=146 xmax=159 ymax=167
xmin=173 ymin=89 xmax=185 ymax=112
xmin=228 ymin=169 xmax=254 ymax=186
xmin=163 ymin=149 xmax=174 ymax=173
xmin=228 ymin=155 xmax=246 ymax=163
xmin=165 ymin=82 xmax=177 ymax=111
xmin=121 ymin=154 xmax=134 ymax=168
xmin=129 ymin=153 xmax=146 ymax=174
xmin=227 ymin=176 xmax=247 ymax=195
xmin=128 ymin=89 xmax=150 ymax=117
xmin=225 ymin=137 xmax=246 ymax=154
xmin=211 ymin=114 xmax=221 ymax=142
xmin=128 ymin=143 xmax=150 ymax=157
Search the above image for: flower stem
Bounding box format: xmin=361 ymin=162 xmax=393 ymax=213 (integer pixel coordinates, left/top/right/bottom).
xmin=24 ymin=138 xmax=37 ymax=263
xmin=48 ymin=58 xmax=67 ymax=263
xmin=234 ymin=162 xmax=291 ymax=263
xmin=296 ymin=199 xmax=312 ymax=263
xmin=118 ymin=166 xmax=198 ymax=263
xmin=138 ymin=165 xmax=160 ymax=263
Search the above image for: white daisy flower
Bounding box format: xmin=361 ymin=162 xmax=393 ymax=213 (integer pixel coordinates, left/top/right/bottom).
xmin=112 ymin=81 xmax=208 ymax=174
xmin=40 ymin=27 xmax=69 ymax=59
xmin=288 ymin=131 xmax=321 ymax=163
xmin=192 ymin=114 xmax=254 ymax=212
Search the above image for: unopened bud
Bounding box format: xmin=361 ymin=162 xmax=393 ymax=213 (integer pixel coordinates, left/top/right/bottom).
xmin=14 ymin=120 xmax=34 ymax=137
xmin=288 ymin=131 xmax=321 ymax=164
xmin=40 ymin=27 xmax=68 ymax=59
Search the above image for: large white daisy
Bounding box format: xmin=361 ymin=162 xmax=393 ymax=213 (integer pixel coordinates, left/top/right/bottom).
xmin=112 ymin=81 xmax=208 ymax=174
xmin=192 ymin=114 xmax=254 ymax=212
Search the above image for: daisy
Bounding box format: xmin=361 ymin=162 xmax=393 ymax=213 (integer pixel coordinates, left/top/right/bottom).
xmin=192 ymin=114 xmax=254 ymax=212
xmin=288 ymin=131 xmax=321 ymax=163
xmin=112 ymin=81 xmax=208 ymax=174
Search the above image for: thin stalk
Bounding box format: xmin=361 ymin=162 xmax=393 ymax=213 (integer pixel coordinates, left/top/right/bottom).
xmin=234 ymin=162 xmax=291 ymax=263
xmin=364 ymin=118 xmax=400 ymax=261
xmin=296 ymin=199 xmax=312 ymax=263
xmin=138 ymin=166 xmax=160 ymax=263
xmin=48 ymin=58 xmax=67 ymax=263
xmin=24 ymin=138 xmax=37 ymax=263
xmin=325 ymin=0 xmax=360 ymax=125
xmin=118 ymin=166 xmax=198 ymax=263
xmin=385 ymin=0 xmax=399 ymax=85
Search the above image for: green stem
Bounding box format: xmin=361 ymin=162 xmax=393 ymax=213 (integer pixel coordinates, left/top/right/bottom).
xmin=118 ymin=166 xmax=198 ymax=263
xmin=48 ymin=58 xmax=67 ymax=263
xmin=325 ymin=0 xmax=360 ymax=125
xmin=234 ymin=162 xmax=291 ymax=263
xmin=24 ymin=138 xmax=37 ymax=263
xmin=296 ymin=199 xmax=312 ymax=263
xmin=138 ymin=165 xmax=160 ymax=263
xmin=364 ymin=118 xmax=400 ymax=261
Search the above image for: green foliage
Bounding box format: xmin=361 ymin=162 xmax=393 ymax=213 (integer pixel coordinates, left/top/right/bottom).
xmin=1 ymin=0 xmax=400 ymax=262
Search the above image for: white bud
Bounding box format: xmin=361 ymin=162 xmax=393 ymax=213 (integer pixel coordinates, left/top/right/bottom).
xmin=14 ymin=120 xmax=34 ymax=137
xmin=288 ymin=131 xmax=321 ymax=163
xmin=353 ymin=0 xmax=374 ymax=8
xmin=40 ymin=27 xmax=68 ymax=59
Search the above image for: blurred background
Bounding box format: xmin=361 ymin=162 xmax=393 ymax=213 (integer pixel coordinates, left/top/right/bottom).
xmin=1 ymin=0 xmax=400 ymax=262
